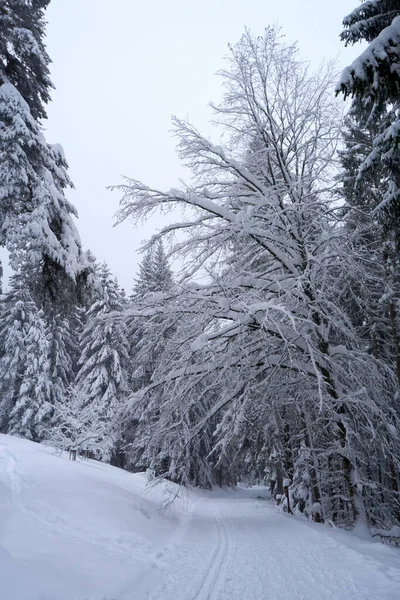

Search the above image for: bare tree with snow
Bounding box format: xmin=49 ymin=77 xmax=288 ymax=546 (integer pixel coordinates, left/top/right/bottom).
xmin=115 ymin=28 xmax=400 ymax=529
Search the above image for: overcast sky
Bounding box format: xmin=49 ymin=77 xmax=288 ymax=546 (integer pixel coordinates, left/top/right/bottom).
xmin=41 ymin=0 xmax=362 ymax=292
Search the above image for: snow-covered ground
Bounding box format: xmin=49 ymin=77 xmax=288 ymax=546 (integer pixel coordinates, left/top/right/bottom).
xmin=0 ymin=434 xmax=399 ymax=600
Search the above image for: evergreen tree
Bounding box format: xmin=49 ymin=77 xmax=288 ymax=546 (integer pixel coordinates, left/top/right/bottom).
xmin=128 ymin=242 xmax=174 ymax=391
xmin=0 ymin=291 xmax=28 ymax=432
xmin=152 ymin=241 xmax=174 ymax=294
xmin=0 ymin=82 xmax=88 ymax=314
xmin=339 ymin=100 xmax=400 ymax=381
xmin=84 ymin=249 xmax=101 ymax=293
xmin=0 ymin=288 xmax=50 ymax=440
xmin=75 ymin=264 xmax=129 ymax=461
xmin=338 ymin=1 xmax=400 ymax=225
xmin=0 ymin=0 xmax=52 ymax=120
xmin=131 ymin=249 xmax=154 ymax=300
xmin=131 ymin=241 xmax=173 ymax=300
xmin=121 ymin=243 xmax=174 ymax=471
xmin=0 ymin=1 xmax=89 ymax=316
xmin=47 ymin=313 xmax=79 ymax=408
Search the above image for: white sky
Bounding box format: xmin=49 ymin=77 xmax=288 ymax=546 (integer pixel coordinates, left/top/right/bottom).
xmin=41 ymin=0 xmax=362 ymax=293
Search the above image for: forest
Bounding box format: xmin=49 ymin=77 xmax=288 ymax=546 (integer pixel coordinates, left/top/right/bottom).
xmin=0 ymin=0 xmax=400 ymax=539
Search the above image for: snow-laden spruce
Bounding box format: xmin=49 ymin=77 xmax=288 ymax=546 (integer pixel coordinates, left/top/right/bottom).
xmin=339 ymin=99 xmax=400 ymax=386
xmin=338 ymin=1 xmax=400 ymax=224
xmin=119 ymin=242 xmax=176 ymax=471
xmin=0 ymin=83 xmax=85 ymax=287
xmin=0 ymin=0 xmax=52 ymax=121
xmin=75 ymin=263 xmax=130 ymax=462
xmin=0 ymin=0 xmax=95 ymax=446
xmin=115 ymin=28 xmax=400 ymax=530
xmin=0 ymin=287 xmax=51 ymax=441
xmin=0 ymin=0 xmax=89 ymax=317
xmin=47 ymin=313 xmax=80 ymax=408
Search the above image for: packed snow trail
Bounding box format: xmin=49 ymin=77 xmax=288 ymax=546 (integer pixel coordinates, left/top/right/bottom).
xmin=1 ymin=434 xmax=399 ymax=600
xmin=132 ymin=491 xmax=400 ymax=600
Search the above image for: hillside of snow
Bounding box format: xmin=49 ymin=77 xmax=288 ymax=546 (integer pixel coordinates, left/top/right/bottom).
xmin=1 ymin=433 xmax=400 ymax=600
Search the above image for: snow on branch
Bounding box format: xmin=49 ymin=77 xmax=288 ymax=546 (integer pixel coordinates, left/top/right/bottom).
xmin=338 ymin=15 xmax=400 ymax=98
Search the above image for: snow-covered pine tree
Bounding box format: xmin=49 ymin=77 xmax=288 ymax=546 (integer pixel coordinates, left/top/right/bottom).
xmin=339 ymin=99 xmax=400 ymax=382
xmin=151 ymin=241 xmax=174 ymax=294
xmin=47 ymin=313 xmax=79 ymax=408
xmin=9 ymin=305 xmax=50 ymax=441
xmin=0 ymin=1 xmax=93 ymax=440
xmin=130 ymin=248 xmax=154 ymax=301
xmin=120 ymin=242 xmax=175 ymax=470
xmin=338 ymin=98 xmax=400 ymax=525
xmin=129 ymin=241 xmax=174 ymax=389
xmin=82 ymin=249 xmax=101 ymax=305
xmin=0 ymin=290 xmax=27 ymax=432
xmin=131 ymin=241 xmax=173 ymax=300
xmin=0 ymin=0 xmax=89 ymax=316
xmin=0 ymin=286 xmax=50 ymax=441
xmin=85 ymin=249 xmax=101 ymax=276
xmin=337 ymin=1 xmax=400 ymax=226
xmin=0 ymin=0 xmax=52 ymax=120
xmin=337 ymin=6 xmax=400 ymax=523
xmin=75 ymin=263 xmax=129 ymax=461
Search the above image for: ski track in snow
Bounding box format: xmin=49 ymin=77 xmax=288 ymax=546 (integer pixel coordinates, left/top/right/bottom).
xmin=191 ymin=501 xmax=230 ymax=600
xmin=1 ymin=435 xmax=400 ymax=600
xmin=137 ymin=493 xmax=400 ymax=600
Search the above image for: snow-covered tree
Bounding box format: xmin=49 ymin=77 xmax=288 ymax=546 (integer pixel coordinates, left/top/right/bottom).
xmin=129 ymin=242 xmax=174 ymax=388
xmin=0 ymin=0 xmax=94 ymax=443
xmin=0 ymin=288 xmax=50 ymax=440
xmin=75 ymin=263 xmax=129 ymax=461
xmin=0 ymin=292 xmax=28 ymax=432
xmin=0 ymin=83 xmax=88 ymax=312
xmin=131 ymin=241 xmax=174 ymax=300
xmin=81 ymin=249 xmax=102 ymax=308
xmin=127 ymin=304 xmax=226 ymax=486
xmin=48 ymin=386 xmax=108 ymax=459
xmin=337 ymin=1 xmax=400 ymax=225
xmin=116 ymin=28 xmax=400 ymax=529
xmin=115 ymin=245 xmax=175 ymax=470
xmin=0 ymin=0 xmax=89 ymax=316
xmin=0 ymin=0 xmax=52 ymax=120
xmin=47 ymin=313 xmax=79 ymax=407
xmin=339 ymin=100 xmax=400 ymax=382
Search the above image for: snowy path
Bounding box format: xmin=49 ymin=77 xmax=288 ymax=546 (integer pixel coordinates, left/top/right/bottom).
xmin=1 ymin=435 xmax=400 ymax=600
xmin=129 ymin=490 xmax=400 ymax=600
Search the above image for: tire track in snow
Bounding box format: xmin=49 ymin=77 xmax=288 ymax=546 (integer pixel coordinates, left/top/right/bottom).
xmin=191 ymin=500 xmax=230 ymax=600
